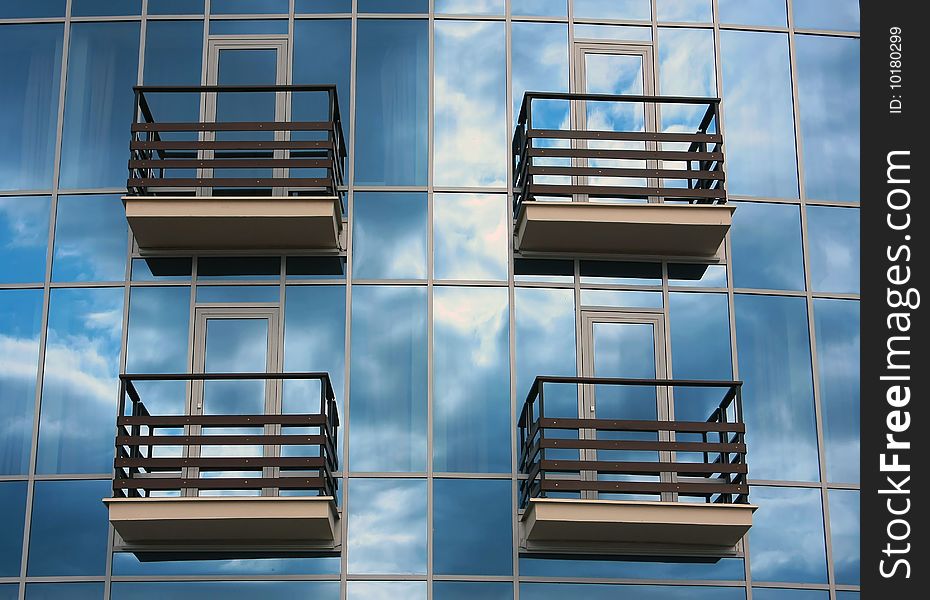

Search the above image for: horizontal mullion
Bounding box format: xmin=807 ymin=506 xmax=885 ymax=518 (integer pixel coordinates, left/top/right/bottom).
xmin=128 ymin=177 xmax=332 ymax=188
xmin=526 ymin=183 xmax=726 ymax=199
xmin=527 ymin=165 xmax=724 ymax=180
xmin=540 ymin=417 xmax=744 ymax=434
xmin=132 ymin=121 xmax=332 ymax=132
xmin=115 ymin=456 xmax=326 ymax=470
xmin=527 ymin=128 xmax=722 ymax=143
xmin=113 ymin=477 xmax=328 ymax=491
xmin=539 ymin=438 xmax=746 ymax=453
xmin=116 ymin=434 xmax=327 ymax=446
xmin=131 ymin=140 xmax=333 ymax=151
xmin=118 ymin=414 xmax=327 ymax=427
xmin=528 ymin=147 xmax=724 ymax=161
xmin=129 ymin=158 xmax=331 ymax=169
xmin=539 ymin=459 xmax=748 ymax=476
xmin=538 ymin=479 xmax=749 ymax=496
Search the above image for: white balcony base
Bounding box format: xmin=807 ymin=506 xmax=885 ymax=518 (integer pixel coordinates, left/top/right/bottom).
xmin=105 ymin=496 xmax=338 ymax=551
xmin=124 ymin=195 xmax=342 ymax=252
xmin=521 ymin=498 xmax=755 ymax=556
xmin=515 ymin=201 xmax=734 ymax=258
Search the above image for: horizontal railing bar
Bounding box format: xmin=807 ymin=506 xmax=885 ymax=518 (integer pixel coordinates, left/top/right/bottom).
xmin=133 ymin=121 xmax=333 ymax=132
xmin=534 ymin=376 xmax=742 ymax=388
xmin=539 ymin=417 xmax=744 ymax=434
xmin=528 ymin=147 xmax=723 ymax=161
xmin=118 ymin=414 xmax=327 ymax=427
xmin=130 ymin=140 xmax=333 ymax=151
xmin=539 ymin=459 xmax=748 ymax=475
xmin=113 ymin=477 xmax=328 ymax=491
xmin=136 ymin=84 xmax=337 ymax=93
xmin=117 ymin=434 xmax=327 ymax=446
xmin=527 ymin=128 xmax=722 ymax=143
xmin=527 ymin=166 xmax=724 ymax=180
xmin=128 ymin=177 xmax=333 ymax=189
xmin=115 ymin=456 xmax=326 ymax=470
xmin=539 ymin=438 xmax=746 ymax=453
xmin=538 ymin=479 xmax=748 ymax=495
xmin=129 ymin=158 xmax=331 ymax=169
xmin=526 ymin=183 xmax=726 ymax=199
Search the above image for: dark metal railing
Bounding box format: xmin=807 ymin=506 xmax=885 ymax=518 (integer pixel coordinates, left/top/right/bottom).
xmin=518 ymin=376 xmax=747 ymax=509
xmin=128 ymin=85 xmax=346 ymax=207
xmin=513 ymin=92 xmax=726 ymax=216
xmin=113 ymin=372 xmax=339 ymax=500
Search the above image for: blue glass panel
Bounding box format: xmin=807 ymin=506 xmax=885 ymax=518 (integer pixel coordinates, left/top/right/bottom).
xmin=580 ymin=261 xmax=661 ymax=286
xmin=814 ymin=299 xmax=859 ymax=483
xmin=0 ymin=482 xmax=26 ymax=576
xmin=434 ymin=287 xmax=509 ymax=473
xmin=718 ymin=0 xmax=786 ymax=26
xmin=294 ymin=19 xmax=351 ymax=140
xmin=59 ymin=22 xmax=140 ymax=190
xmin=131 ymin=258 xmax=192 ymax=281
xmin=750 ymin=486 xmax=827 ymax=583
xmin=52 ymin=195 xmax=127 ymax=282
xmin=434 ymin=20 xmax=506 ymax=186
xmin=37 ymin=288 xmax=123 ymax=474
xmin=355 ymin=20 xmax=428 ymax=185
xmin=127 ymin=287 xmax=191 ymax=375
xmin=358 ymin=0 xmax=428 ymax=12
xmin=668 ymin=263 xmax=727 ymax=288
xmin=511 ymin=23 xmax=569 ymax=127
xmin=657 ymin=0 xmax=712 ymax=22
xmin=658 ymin=28 xmax=715 ymax=96
xmin=349 ymin=286 xmax=427 ymax=471
xmin=793 ymin=0 xmax=859 ymax=31
xmin=434 ymin=479 xmax=512 ymax=575
xmin=574 ymin=25 xmax=652 ymax=41
xmin=144 ymin=20 xmax=203 ymax=85
xmin=296 ymin=0 xmax=352 ymax=12
xmin=720 ymin=31 xmax=798 ymax=198
xmin=0 ymin=196 xmax=49 ymax=283
xmin=112 ymin=582 xmax=339 ymax=600
xmin=197 ymin=257 xmax=280 ymax=279
xmin=807 ymin=206 xmax=859 ymax=294
xmin=211 ymin=0 xmax=288 ymax=13
xmin=73 ymin=1 xmax=141 ymax=16
xmin=829 ymin=489 xmax=859 ymax=585
xmin=286 ymin=256 xmax=346 ymax=280
xmin=0 ymin=290 xmax=43 ymax=475
xmin=514 ymin=259 xmax=573 ymax=283
xmin=196 ymin=285 xmax=278 ymax=303
xmin=347 ymin=582 xmax=427 ymax=600
xmin=148 ymin=1 xmax=205 ymax=15
xmin=520 ymin=556 xmax=745 ymax=579
xmin=434 ymin=582 xmax=512 ymax=600
xmin=512 ymin=0 xmax=566 ymax=16
xmin=752 ymin=590 xmax=828 ymax=600
xmin=515 ymin=288 xmax=575 ymax=408
xmin=574 ymin=0 xmax=651 ymax=20
xmin=112 ymin=552 xmax=339 ymax=575
xmin=27 ymin=479 xmax=110 ymax=576
xmin=730 ymin=202 xmax=805 ymax=291
xmin=436 ymin=0 xmax=504 ymax=14
xmin=0 ymin=25 xmax=62 ymax=192
xmin=0 ymin=1 xmax=65 ymax=17
xmin=209 ymin=19 xmax=289 ymax=35
xmin=521 ymin=583 xmax=744 ymax=600
xmin=836 ymin=593 xmax=860 ymax=600
xmin=796 ymin=36 xmax=860 ymax=201
xmin=347 ymin=479 xmax=427 ymax=573
xmin=353 ymin=192 xmax=427 ymax=280
xmin=25 ymin=583 xmax=105 ymax=600
xmin=735 ymin=294 xmax=819 ymax=481
xmin=580 ymin=290 xmax=663 ymax=308
xmin=433 ymin=194 xmax=508 ymax=281
xmin=0 ymin=586 xmax=16 ymax=600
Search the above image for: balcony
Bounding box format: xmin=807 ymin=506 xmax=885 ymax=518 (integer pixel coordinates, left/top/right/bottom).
xmin=104 ymin=373 xmax=340 ymax=554
xmin=512 ymin=93 xmax=733 ymax=258
xmin=124 ymin=85 xmax=346 ymax=252
xmin=518 ymin=377 xmax=755 ymax=556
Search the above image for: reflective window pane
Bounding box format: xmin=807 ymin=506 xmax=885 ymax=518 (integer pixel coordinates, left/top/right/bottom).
xmin=573 ymin=0 xmax=651 ymax=20
xmin=355 ymin=20 xmax=428 ymax=185
xmin=670 ymin=292 xmax=731 ymax=421
xmin=515 ymin=288 xmax=576 ymax=401
xmin=511 ymin=22 xmax=569 ymax=127
xmin=27 ymin=479 xmax=110 ymax=576
xmin=0 ymin=587 xmax=15 ymax=600
xmin=668 ymin=263 xmax=727 ymax=288
xmin=807 ymin=206 xmax=859 ymax=294
xmin=72 ymin=0 xmax=141 ymax=16
xmin=814 ymin=299 xmax=859 ymax=483
xmin=25 ymin=583 xmax=105 ymax=600
xmin=131 ymin=258 xmax=191 ymax=281
xmin=347 ymin=582 xmax=427 ymax=600
xmin=0 ymin=481 xmax=26 ymax=576
xmin=793 ymin=0 xmax=859 ymax=31
xmin=296 ymin=0 xmax=352 ymax=12
xmin=211 ymin=0 xmax=288 ymax=13
xmin=353 ymin=192 xmax=427 ymax=280
xmin=113 ymin=552 xmax=339 ymax=575
xmin=718 ymin=0 xmax=787 ymax=26
xmin=752 ymin=590 xmax=828 ymax=600
xmin=59 ymin=22 xmax=140 ymax=189
xmin=347 ymin=479 xmax=427 ymax=574
xmin=0 ymin=196 xmax=49 ymax=284
xmin=144 ymin=20 xmax=203 ymax=87
xmin=359 ymin=0 xmax=428 ymax=12
xmin=829 ymin=489 xmax=859 ymax=585
xmin=521 ymin=584 xmax=744 ymax=600
xmin=0 ymin=290 xmax=43 ymax=475
xmin=735 ymin=295 xmax=819 ymax=482
xmin=434 ymin=21 xmax=506 ymax=186
xmin=796 ymin=36 xmax=860 ymax=201
xmin=434 ymin=479 xmax=512 ymax=575
xmin=580 ymin=290 xmax=663 ymax=309
xmin=112 ymin=582 xmax=339 ymax=600
xmin=294 ymin=19 xmax=351 ymax=137
xmin=434 ymin=582 xmax=512 ymax=600
xmin=436 ymin=0 xmax=504 ymax=14
xmin=520 ymin=556 xmax=745 ymax=579
xmin=749 ymin=486 xmax=827 ymax=583
xmin=512 ymin=0 xmax=566 ymax=17
xmin=148 ymin=1 xmax=205 ymax=15
xmin=350 ymin=286 xmax=427 ymax=471
xmin=657 ymin=0 xmax=712 ymax=22
xmin=731 ymin=202 xmax=805 ymax=291
xmin=208 ymin=19 xmax=288 ymax=35
xmin=434 ymin=287 xmax=509 ymax=473
xmin=434 ymin=194 xmax=507 ymax=281
xmin=0 ymin=25 xmax=63 ymax=191
xmin=37 ymin=288 xmax=123 ymax=474
xmin=720 ymin=31 xmax=798 ymax=198
xmin=658 ymin=28 xmax=716 ymax=97
xmin=196 ymin=285 xmax=278 ymax=303
xmin=52 ymin=194 xmax=127 ymax=282
xmin=580 ymin=261 xmax=661 ymax=286
xmin=197 ymin=256 xmax=280 ymax=280
xmin=127 ymin=287 xmax=191 ymax=374
xmin=0 ymin=1 xmax=65 ymax=17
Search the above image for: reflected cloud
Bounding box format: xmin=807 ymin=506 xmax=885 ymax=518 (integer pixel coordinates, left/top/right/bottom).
xmin=514 ymin=287 xmax=576 ymax=399
xmin=731 ymin=201 xmax=806 ymax=291
xmin=347 ymin=479 xmax=427 ymax=574
xmin=750 ymin=486 xmax=828 ymax=583
xmin=352 ymin=192 xmax=427 ymax=280
xmin=807 ymin=206 xmax=859 ymax=294
xmin=433 ymin=194 xmax=507 ymax=281
xmin=52 ymin=194 xmax=128 ymax=282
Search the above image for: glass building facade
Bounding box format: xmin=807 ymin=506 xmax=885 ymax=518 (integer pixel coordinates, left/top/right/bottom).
xmin=0 ymin=1 xmax=858 ymax=599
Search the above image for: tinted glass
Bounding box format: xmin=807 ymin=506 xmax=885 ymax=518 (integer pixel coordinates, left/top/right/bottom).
xmin=511 ymin=22 xmax=569 ymax=127
xmin=294 ymin=19 xmax=351 ymax=136
xmin=27 ymin=479 xmax=110 ymax=576
xmin=126 ymin=287 xmax=191 ymax=376
xmin=807 ymin=206 xmax=859 ymax=293
xmin=59 ymin=22 xmax=140 ymax=189
xmin=434 ymin=582 xmax=512 ymax=600
xmin=349 ymin=286 xmax=427 ymax=471
xmin=0 ymin=588 xmax=15 ymax=600
xmin=796 ymin=36 xmax=860 ymax=201
xmin=580 ymin=261 xmax=661 ymax=286
xmin=0 ymin=1 xmax=65 ymax=17
xmin=196 ymin=285 xmax=278 ymax=303
xmin=0 ymin=196 xmax=49 ymax=283
xmin=520 ymin=556 xmax=745 ymax=579
xmin=347 ymin=582 xmax=427 ymax=600
xmin=814 ymin=299 xmax=859 ymax=483
xmin=355 ymin=20 xmax=428 ymax=185
xmin=515 ymin=288 xmax=576 ymax=403
xmin=730 ymin=202 xmax=805 ymax=291
xmin=37 ymin=288 xmax=123 ymax=474
xmin=657 ymin=0 xmax=712 ymax=22
xmin=347 ymin=478 xmax=427 ymax=573
xmin=144 ymin=21 xmax=203 ymax=86
xmin=112 ymin=553 xmax=339 ymax=575
xmin=148 ymin=1 xmax=205 ymax=15
xmin=658 ymin=28 xmax=716 ymax=136
xmin=735 ymin=295 xmax=819 ymax=481
xmin=434 ymin=479 xmax=512 ymax=575
xmin=131 ymin=257 xmax=191 ymax=281
xmin=25 ymin=583 xmax=105 ymax=600
xmin=51 ymin=194 xmax=127 ymax=282
xmin=580 ymin=290 xmax=662 ymax=309
xmin=436 ymin=0 xmax=504 ymax=14
xmin=352 ymin=192 xmax=427 ymax=279
xmin=72 ymin=0 xmax=141 ymax=15
xmin=358 ymin=0 xmax=428 ymax=11
xmin=668 ymin=263 xmax=727 ymax=288
xmin=208 ymin=19 xmax=289 ymax=35
xmin=793 ymin=0 xmax=859 ymax=31
xmin=720 ymin=31 xmax=798 ymax=198
xmin=296 ymin=0 xmax=352 ymax=12
xmin=434 ymin=21 xmax=506 ymax=186
xmin=718 ymin=0 xmax=786 ymax=26
xmin=433 ymin=194 xmax=508 ymax=281
xmin=749 ymin=486 xmax=827 ymax=583
xmin=211 ymin=0 xmax=288 ymax=13
xmin=111 ymin=582 xmax=339 ymax=600
xmin=512 ymin=0 xmax=566 ymax=16
xmin=829 ymin=489 xmax=859 ymax=585
xmin=0 ymin=25 xmax=63 ymax=191
xmin=197 ymin=256 xmax=280 ymax=280
xmin=573 ymin=0 xmax=651 ymax=20
xmin=521 ymin=584 xmax=744 ymax=600
xmin=752 ymin=590 xmax=828 ymax=600
xmin=0 ymin=290 xmax=43 ymax=475
xmin=0 ymin=482 xmax=26 ymax=576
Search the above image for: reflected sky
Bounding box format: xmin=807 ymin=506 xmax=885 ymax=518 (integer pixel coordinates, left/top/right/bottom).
xmin=515 ymin=287 xmax=576 ymax=402
xmin=284 ymin=285 xmax=346 ymax=412
xmin=353 ymin=192 xmax=427 ymax=280
xmin=111 ymin=582 xmax=339 ymax=600
xmin=127 ymin=286 xmax=190 ymax=374
xmin=148 ymin=0 xmax=204 ymax=15
xmin=749 ymin=486 xmax=827 ymax=583
xmin=37 ymin=287 xmax=123 ymax=475
xmin=211 ymin=0 xmax=288 ymax=14
xmin=796 ymin=36 xmax=859 ymax=201
xmin=0 ymin=1 xmax=65 ymax=17
xmin=434 ymin=21 xmax=506 ymax=187
xmin=574 ymin=24 xmax=652 ymax=42
xmin=829 ymin=489 xmax=859 ymax=585
xmin=349 ymin=286 xmax=427 ymax=472
xmin=347 ymin=478 xmax=427 ymax=574
xmin=574 ymin=0 xmax=651 ymax=20
xmin=512 ymin=0 xmax=566 ymax=16
xmin=358 ymin=0 xmax=428 ymax=11
xmin=28 ymin=479 xmax=110 ymax=576
xmin=24 ymin=583 xmax=105 ymax=600
xmin=0 ymin=481 xmax=26 ymax=576
xmin=0 ymin=196 xmax=49 ymax=284
xmin=0 ymin=24 xmax=62 ymax=192
xmin=521 ymin=556 xmax=745 ymax=580
xmin=435 ymin=582 xmax=511 ymax=600
xmin=718 ymin=0 xmax=786 ymax=26
xmin=112 ymin=552 xmax=339 ymax=576
xmin=0 ymin=290 xmax=43 ymax=475
xmin=72 ymin=0 xmax=141 ymax=16
xmin=720 ymin=31 xmax=798 ymax=199
xmin=433 ymin=287 xmax=509 ymax=473
xmin=434 ymin=194 xmax=508 ymax=281
xmin=730 ymin=201 xmax=806 ymax=291
xmin=521 ymin=583 xmax=745 ymax=600
xmin=658 ymin=28 xmax=715 ymax=143
xmin=347 ymin=582 xmax=427 ymax=600
xmin=813 ymin=299 xmax=859 ymax=484
xmin=735 ymin=295 xmax=819 ymax=482
xmin=807 ymin=206 xmax=859 ymax=294
xmin=294 ymin=19 xmax=351 ymax=138
xmin=511 ymin=22 xmax=569 ymax=128
xmin=752 ymin=589 xmax=828 ymax=600
xmin=793 ymin=0 xmax=859 ymax=31
xmin=52 ymin=194 xmax=128 ymax=282
xmin=435 ymin=0 xmax=503 ymax=14
xmin=657 ymin=0 xmax=712 ymax=22
xmin=434 ymin=479 xmax=512 ymax=575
